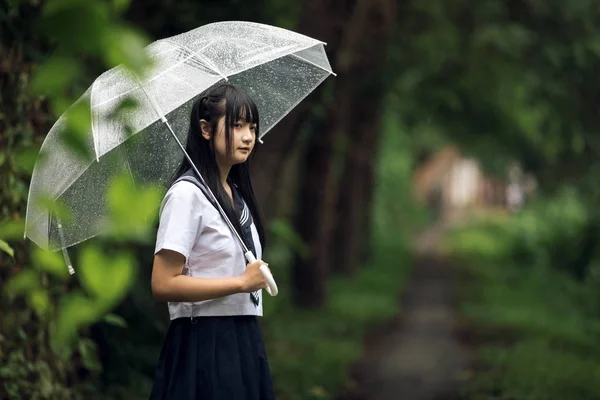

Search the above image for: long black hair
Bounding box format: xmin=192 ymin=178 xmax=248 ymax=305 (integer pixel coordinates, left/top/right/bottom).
xmin=172 ymin=83 xmax=266 ymax=250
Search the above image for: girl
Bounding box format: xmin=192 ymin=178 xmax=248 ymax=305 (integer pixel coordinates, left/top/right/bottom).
xmin=150 ymin=83 xmax=275 ymax=399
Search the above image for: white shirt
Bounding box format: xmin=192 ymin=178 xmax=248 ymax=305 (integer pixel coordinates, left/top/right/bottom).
xmin=154 ymin=181 xmax=263 ymax=319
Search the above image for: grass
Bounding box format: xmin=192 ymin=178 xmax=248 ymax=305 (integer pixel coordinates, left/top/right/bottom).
xmin=261 ymin=236 xmax=413 ymax=400
xmin=467 ymin=340 xmax=600 ymax=400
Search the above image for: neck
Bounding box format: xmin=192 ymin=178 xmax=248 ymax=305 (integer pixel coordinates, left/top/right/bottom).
xmin=218 ymin=163 xmax=231 ymax=187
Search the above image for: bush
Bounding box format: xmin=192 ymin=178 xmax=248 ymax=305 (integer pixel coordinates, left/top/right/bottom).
xmin=448 ymin=192 xmax=600 ymax=400
xmin=445 ymin=189 xmax=590 ymax=278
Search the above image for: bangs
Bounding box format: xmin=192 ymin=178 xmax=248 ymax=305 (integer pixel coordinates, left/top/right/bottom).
xmin=235 ymin=103 xmax=258 ymax=124
xmin=224 ymin=87 xmax=260 ymax=128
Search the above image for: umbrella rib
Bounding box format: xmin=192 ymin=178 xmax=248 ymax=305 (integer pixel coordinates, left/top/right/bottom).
xmin=97 ymin=45 xmax=178 ymax=82
xmin=258 ymin=73 xmax=330 ymax=140
xmin=290 ymin=52 xmax=337 ymax=77
xmin=91 ymin=41 xmax=332 ymax=110
xmin=162 ymin=39 xmax=229 ymax=82
xmin=56 ymin=216 xmax=75 ymax=275
xmin=92 ymin=40 xmax=215 ymax=110
xmin=121 ymin=146 xmax=137 ymax=187
xmin=226 ymin=43 xmax=332 ymax=82
xmin=90 ymin=80 xmax=100 ymax=161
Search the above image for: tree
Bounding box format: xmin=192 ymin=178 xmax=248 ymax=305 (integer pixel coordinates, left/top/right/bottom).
xmin=291 ymin=0 xmax=398 ymax=306
xmin=331 ymin=0 xmax=398 ymax=275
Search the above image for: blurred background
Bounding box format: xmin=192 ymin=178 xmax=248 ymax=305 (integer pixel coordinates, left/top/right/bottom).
xmin=3 ymin=0 xmax=600 ymax=399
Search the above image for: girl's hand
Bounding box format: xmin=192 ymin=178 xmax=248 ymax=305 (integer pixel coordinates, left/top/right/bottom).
xmin=240 ymin=259 xmax=270 ymax=293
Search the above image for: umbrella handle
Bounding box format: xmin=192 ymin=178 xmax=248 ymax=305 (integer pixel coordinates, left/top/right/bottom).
xmin=245 ymin=252 xmax=279 ymax=297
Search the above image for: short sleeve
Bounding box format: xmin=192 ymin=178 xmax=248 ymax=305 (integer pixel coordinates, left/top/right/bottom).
xmin=154 ymin=181 xmax=204 ymax=260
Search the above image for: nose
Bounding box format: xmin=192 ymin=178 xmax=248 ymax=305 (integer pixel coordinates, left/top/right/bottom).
xmin=241 ymin=127 xmax=253 ymax=143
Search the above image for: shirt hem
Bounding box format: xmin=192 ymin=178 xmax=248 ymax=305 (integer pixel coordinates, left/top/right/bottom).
xmin=168 ymin=303 xmax=263 ymax=320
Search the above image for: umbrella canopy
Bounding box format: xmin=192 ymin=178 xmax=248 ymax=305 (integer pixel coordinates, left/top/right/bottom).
xmin=25 ymin=21 xmax=334 ymax=252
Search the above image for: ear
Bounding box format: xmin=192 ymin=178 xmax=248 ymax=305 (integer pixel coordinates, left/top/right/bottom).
xmin=199 ymin=119 xmax=211 ymax=140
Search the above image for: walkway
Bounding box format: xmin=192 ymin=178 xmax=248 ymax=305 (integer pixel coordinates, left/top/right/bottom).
xmin=341 ymin=225 xmax=471 ymax=400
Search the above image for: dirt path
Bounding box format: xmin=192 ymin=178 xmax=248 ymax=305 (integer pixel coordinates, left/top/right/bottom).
xmin=341 ymin=226 xmax=471 ymax=400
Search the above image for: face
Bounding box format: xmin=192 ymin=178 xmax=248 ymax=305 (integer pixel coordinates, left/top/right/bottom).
xmin=202 ymin=115 xmax=257 ymax=168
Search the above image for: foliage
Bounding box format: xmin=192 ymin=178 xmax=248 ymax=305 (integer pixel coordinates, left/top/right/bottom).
xmin=392 ymin=0 xmax=600 ymax=188
xmin=372 ymin=95 xmax=433 ymax=240
xmin=444 ymin=190 xmax=590 ymax=279
xmin=446 ymin=204 xmax=600 ymax=400
xmin=2 ymin=0 xmax=336 ymax=397
xmin=1 ymin=0 xmax=158 ymax=398
xmin=17 ymin=0 xmax=600 ymax=397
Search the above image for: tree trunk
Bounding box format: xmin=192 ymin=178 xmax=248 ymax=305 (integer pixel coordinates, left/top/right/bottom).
xmin=291 ymin=0 xmax=397 ymax=306
xmin=251 ymin=0 xmax=354 ymax=224
xmin=333 ymin=117 xmax=383 ymax=274
xmin=331 ymin=0 xmax=398 ymax=275
xmin=291 ymin=115 xmax=337 ymax=307
xmin=251 ymin=103 xmax=312 ymax=221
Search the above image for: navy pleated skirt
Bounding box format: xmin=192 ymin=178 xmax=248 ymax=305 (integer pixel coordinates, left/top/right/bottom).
xmin=150 ymin=316 xmax=275 ymax=400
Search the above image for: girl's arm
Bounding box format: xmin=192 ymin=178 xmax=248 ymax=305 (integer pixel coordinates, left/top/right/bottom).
xmin=151 ymin=249 xmax=269 ymax=302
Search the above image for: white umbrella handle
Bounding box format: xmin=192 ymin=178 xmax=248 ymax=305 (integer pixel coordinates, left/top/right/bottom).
xmin=245 ymin=252 xmax=278 ymax=297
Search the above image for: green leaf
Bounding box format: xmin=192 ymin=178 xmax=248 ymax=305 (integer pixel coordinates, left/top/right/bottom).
xmin=0 ymin=219 xmax=25 ymax=241
xmin=107 ymin=97 xmax=140 ymax=139
xmin=103 ymin=26 xmax=151 ymax=75
xmin=32 ymin=247 xmax=69 ymax=279
xmin=0 ymin=239 xmax=14 ymax=258
xmin=13 ymin=145 xmax=43 ymax=175
xmin=112 ymin=0 xmax=131 ymax=13
xmin=35 ymin=196 xmax=73 ymax=227
xmin=106 ymin=174 xmax=162 ymax=241
xmin=109 ymin=97 xmax=139 ymax=121
xmin=102 ymin=313 xmax=127 ymax=328
xmin=40 ymin=0 xmax=110 ymax=54
xmin=28 ymin=288 xmax=51 ymax=317
xmin=51 ymin=292 xmax=103 ymax=355
xmin=31 ymin=56 xmax=81 ymax=97
xmin=78 ymin=338 xmax=102 ymax=372
xmin=5 ymin=269 xmax=40 ymax=296
xmin=78 ymin=244 xmax=136 ymax=303
xmin=58 ymin=100 xmax=93 ymax=161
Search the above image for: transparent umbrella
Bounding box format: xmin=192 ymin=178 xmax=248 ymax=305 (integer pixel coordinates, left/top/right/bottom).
xmin=24 ymin=21 xmax=335 ymax=296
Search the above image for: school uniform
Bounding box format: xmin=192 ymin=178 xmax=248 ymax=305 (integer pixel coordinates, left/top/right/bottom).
xmin=150 ymin=170 xmax=275 ymax=400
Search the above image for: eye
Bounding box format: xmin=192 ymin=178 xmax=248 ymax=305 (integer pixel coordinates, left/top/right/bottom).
xmin=250 ymin=125 xmax=257 ymax=132
xmin=233 ymin=122 xmax=242 ymax=128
